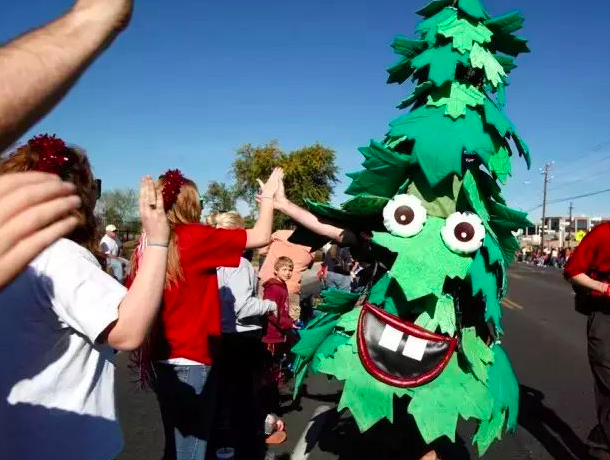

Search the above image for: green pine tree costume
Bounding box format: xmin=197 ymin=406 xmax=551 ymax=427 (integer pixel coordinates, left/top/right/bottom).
xmin=291 ymin=0 xmax=532 ymax=455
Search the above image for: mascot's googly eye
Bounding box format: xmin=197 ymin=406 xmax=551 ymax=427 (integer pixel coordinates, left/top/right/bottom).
xmin=441 ymin=212 xmax=486 ymax=254
xmin=382 ymin=194 xmax=427 ymax=238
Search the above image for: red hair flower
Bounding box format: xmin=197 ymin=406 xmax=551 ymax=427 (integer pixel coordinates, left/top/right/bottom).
xmin=30 ymin=134 xmax=73 ymax=176
xmin=161 ymin=169 xmax=187 ymax=211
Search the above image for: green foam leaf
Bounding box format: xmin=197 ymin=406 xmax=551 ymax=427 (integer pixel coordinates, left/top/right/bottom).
xmin=407 ymin=171 xmax=460 ymax=218
xmin=461 ymin=169 xmax=491 ymax=222
xmin=483 ymin=98 xmax=514 ymax=137
xmin=470 ymin=43 xmax=506 ymax=87
xmin=457 ymin=0 xmax=489 ymax=20
xmin=311 ymin=331 xmax=350 ymax=373
xmin=437 ymin=16 xmax=493 ymax=54
xmin=411 ymin=45 xmax=469 ymax=87
xmin=415 ymin=294 xmax=457 ymax=336
xmin=488 ymin=201 xmax=532 ymax=231
xmin=462 ymin=326 xmax=495 ymax=383
xmin=488 ymin=146 xmax=512 ymax=183
xmin=428 ymin=82 xmax=485 ymax=119
xmin=346 ymin=141 xmax=413 ymax=198
xmin=485 ymin=11 xmax=525 ymax=35
xmin=386 ymin=106 xmax=495 ymax=186
xmin=336 ymin=307 xmax=362 ymax=333
xmin=398 ymin=82 xmax=434 ymax=110
xmin=316 ymin=289 xmax=360 ymax=314
xmin=416 ymin=0 xmax=453 ymax=18
xmin=490 ymin=31 xmax=530 ymax=57
xmin=417 ymin=8 xmax=457 ymax=44
xmin=495 ymin=55 xmax=517 ymax=73
xmin=488 ymin=345 xmax=520 ymax=431
xmin=473 ymin=408 xmax=506 ymax=455
xmin=391 ymin=36 xmax=428 ymax=58
xmin=292 ymin=315 xmax=340 ymax=361
xmin=511 ymin=132 xmax=532 ymax=168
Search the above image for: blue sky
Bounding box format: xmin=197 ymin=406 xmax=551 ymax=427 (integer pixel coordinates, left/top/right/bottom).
xmin=1 ymin=0 xmax=609 ymax=221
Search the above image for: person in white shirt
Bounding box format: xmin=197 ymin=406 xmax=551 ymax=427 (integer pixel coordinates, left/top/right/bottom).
xmin=101 ymin=224 xmax=127 ymax=282
xmin=0 ymin=136 xmax=169 ymax=460
xmin=101 ymin=224 xmax=120 ymax=256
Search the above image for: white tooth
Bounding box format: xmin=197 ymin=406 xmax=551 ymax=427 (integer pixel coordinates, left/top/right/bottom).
xmin=402 ymin=335 xmax=428 ymax=361
xmin=378 ymin=325 xmax=403 ymax=352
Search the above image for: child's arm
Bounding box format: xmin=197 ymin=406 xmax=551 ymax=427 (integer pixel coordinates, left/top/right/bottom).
xmin=230 ymin=263 xmax=277 ymax=319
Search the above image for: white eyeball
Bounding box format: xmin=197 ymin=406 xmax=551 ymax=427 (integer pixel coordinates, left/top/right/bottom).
xmin=441 ymin=212 xmax=486 ymax=254
xmin=382 ymin=194 xmax=427 ymax=238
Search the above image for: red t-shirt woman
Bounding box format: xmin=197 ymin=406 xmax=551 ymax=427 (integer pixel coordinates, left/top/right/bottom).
xmin=135 ymin=168 xmax=283 ymax=460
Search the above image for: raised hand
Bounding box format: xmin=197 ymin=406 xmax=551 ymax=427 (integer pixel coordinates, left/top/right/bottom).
xmin=72 ymin=0 xmax=134 ymax=34
xmin=139 ymin=176 xmax=169 ymax=245
xmin=0 ymin=172 xmax=81 ymax=289
xmin=256 ymin=167 xmax=284 ymax=201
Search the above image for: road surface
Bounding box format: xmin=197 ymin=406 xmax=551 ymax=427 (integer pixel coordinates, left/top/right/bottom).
xmin=116 ymin=263 xmax=596 ymax=460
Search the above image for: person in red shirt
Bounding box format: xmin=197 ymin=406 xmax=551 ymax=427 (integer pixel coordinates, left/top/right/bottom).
xmin=260 ymin=256 xmax=295 ymax=444
xmin=564 ymin=222 xmax=610 ymax=460
xmin=133 ymin=168 xmax=282 ymax=460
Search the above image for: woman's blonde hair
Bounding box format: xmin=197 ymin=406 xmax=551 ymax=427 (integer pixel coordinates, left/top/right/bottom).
xmin=207 ymin=211 xmax=245 ymax=230
xmin=158 ymin=176 xmax=202 ymax=287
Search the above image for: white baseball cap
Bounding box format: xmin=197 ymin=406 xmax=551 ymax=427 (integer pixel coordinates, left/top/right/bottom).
xmin=106 ymin=224 xmax=117 ymax=232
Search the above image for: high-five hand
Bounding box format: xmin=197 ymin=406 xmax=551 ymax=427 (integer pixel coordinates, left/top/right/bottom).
xmin=139 ymin=176 xmax=169 ymax=245
xmin=0 ymin=172 xmax=81 ymax=289
xmin=257 ymin=167 xmax=284 ymax=201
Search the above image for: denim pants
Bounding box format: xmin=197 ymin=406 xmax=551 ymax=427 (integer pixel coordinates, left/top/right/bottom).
xmin=154 ymin=363 xmax=217 ymax=460
xmin=107 ymin=258 xmax=124 ymax=283
xmin=326 ymin=271 xmax=352 ymax=291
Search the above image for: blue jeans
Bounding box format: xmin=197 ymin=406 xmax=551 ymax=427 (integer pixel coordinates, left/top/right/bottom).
xmin=326 ymin=271 xmax=352 ymax=291
xmin=107 ymin=258 xmax=124 ymax=282
xmin=154 ymin=363 xmax=217 ymax=460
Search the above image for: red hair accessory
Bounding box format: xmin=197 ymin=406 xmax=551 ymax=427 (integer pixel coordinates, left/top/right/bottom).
xmin=30 ymin=134 xmax=73 ymax=176
xmin=161 ymin=169 xmax=187 ymax=211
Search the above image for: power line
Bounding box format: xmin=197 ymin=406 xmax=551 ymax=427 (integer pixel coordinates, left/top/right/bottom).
xmin=548 ymin=163 xmax=610 ymax=192
xmin=550 ymin=139 xmax=610 ymax=176
xmin=527 ymin=186 xmax=610 ymax=212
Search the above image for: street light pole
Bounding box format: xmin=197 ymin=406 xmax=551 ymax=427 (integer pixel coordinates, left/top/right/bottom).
xmin=540 ymin=163 xmax=552 ymax=252
xmin=568 ymin=202 xmax=576 ymax=249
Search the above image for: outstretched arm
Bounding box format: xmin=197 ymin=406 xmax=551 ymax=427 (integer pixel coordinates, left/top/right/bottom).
xmin=275 ymin=198 xmax=356 ymax=246
xmin=0 ymin=0 xmax=133 ymax=151
xmin=271 ymin=176 xmax=356 ymax=245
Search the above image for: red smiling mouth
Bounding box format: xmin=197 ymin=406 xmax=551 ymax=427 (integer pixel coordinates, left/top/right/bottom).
xmin=357 ymin=303 xmax=457 ymax=388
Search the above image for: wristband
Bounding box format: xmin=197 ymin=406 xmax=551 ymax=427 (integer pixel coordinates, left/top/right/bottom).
xmin=148 ymin=242 xmax=169 ymax=248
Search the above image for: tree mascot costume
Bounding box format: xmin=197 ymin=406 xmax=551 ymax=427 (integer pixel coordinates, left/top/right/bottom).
xmin=291 ymin=0 xmax=532 ymax=454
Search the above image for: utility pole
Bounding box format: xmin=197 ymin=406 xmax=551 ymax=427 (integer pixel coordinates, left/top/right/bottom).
xmin=568 ymin=201 xmax=576 ymax=249
xmin=540 ymin=163 xmax=552 ymax=252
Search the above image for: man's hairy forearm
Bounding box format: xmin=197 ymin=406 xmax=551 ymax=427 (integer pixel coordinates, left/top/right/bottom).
xmin=0 ymin=7 xmax=120 ymax=151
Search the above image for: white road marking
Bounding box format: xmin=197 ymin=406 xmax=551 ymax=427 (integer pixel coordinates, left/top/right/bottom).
xmin=291 ymin=405 xmax=333 ymax=460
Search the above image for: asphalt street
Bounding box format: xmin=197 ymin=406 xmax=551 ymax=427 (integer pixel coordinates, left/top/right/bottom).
xmin=116 ymin=263 xmax=596 ymax=460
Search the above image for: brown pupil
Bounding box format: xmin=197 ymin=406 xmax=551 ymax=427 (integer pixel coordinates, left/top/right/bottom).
xmin=394 ymin=206 xmax=415 ymax=226
xmin=454 ymin=222 xmax=475 ymax=242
